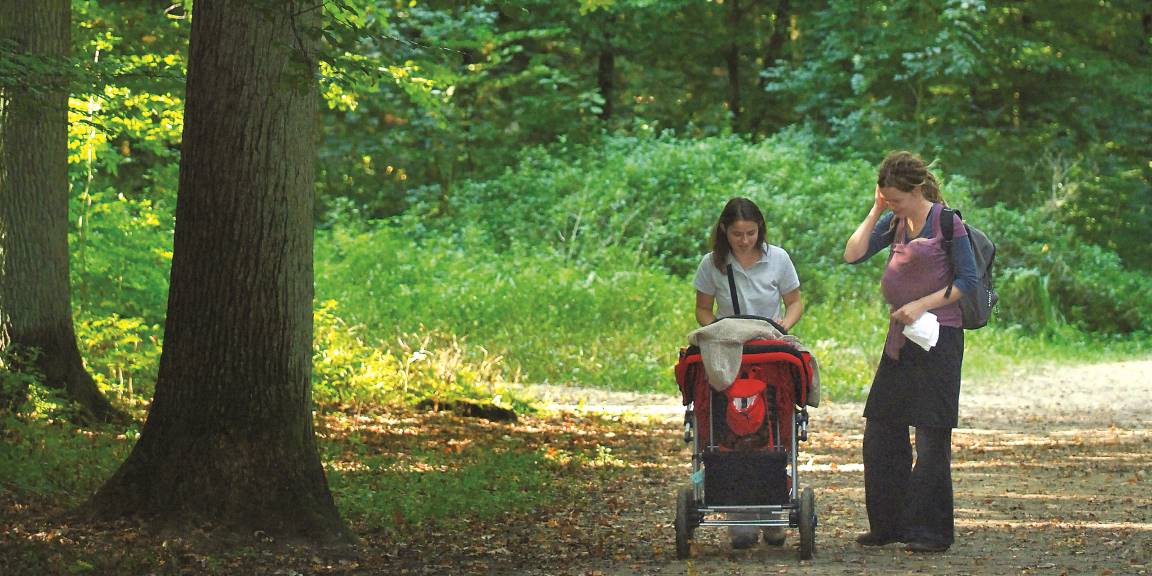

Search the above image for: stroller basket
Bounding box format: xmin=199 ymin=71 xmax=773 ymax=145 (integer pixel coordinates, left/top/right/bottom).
xmin=703 ymin=450 xmax=789 ymax=506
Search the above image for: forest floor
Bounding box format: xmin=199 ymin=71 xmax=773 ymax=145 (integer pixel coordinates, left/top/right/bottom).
xmin=2 ymin=359 xmax=1149 ymax=575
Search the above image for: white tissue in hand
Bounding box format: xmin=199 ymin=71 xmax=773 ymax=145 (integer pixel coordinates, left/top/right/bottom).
xmin=902 ymin=311 xmax=940 ymax=351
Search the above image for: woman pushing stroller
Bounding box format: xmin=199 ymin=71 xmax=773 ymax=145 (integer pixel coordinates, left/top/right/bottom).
xmin=692 ymin=197 xmax=805 ymax=549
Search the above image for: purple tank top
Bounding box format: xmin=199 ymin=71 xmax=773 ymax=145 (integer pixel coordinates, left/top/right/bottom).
xmin=880 ymin=203 xmax=962 ymax=359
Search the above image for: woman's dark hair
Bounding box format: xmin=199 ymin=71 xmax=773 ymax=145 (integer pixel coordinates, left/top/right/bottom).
xmin=710 ymin=197 xmax=766 ymax=270
xmin=877 ymin=151 xmax=944 ymax=204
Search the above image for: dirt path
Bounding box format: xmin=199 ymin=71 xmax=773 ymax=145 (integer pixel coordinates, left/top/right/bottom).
xmin=502 ymin=359 xmax=1152 ymax=575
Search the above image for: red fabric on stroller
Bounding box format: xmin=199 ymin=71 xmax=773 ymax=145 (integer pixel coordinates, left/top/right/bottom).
xmin=675 ymin=340 xmax=814 ymax=451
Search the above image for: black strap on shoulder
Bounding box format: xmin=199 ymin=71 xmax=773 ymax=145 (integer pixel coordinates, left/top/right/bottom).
xmin=940 ymin=207 xmax=956 ymax=245
xmin=726 ymin=264 xmax=741 ymax=316
xmin=941 ymin=207 xmax=958 ymax=298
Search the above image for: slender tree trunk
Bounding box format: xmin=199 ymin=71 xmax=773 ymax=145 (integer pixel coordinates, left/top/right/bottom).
xmin=87 ymin=0 xmax=350 ymax=544
xmin=725 ymin=0 xmax=743 ymax=130
xmin=1141 ymin=0 xmax=1151 ymax=56
xmin=750 ymin=0 xmax=791 ymax=134
xmin=598 ymin=48 xmax=615 ymax=121
xmin=593 ymin=11 xmax=616 ymax=122
xmin=0 ymin=0 xmax=122 ymax=422
xmin=763 ymin=0 xmax=790 ymax=70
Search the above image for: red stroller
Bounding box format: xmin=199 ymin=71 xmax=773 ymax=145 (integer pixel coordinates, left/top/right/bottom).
xmin=673 ymin=316 xmax=818 ymax=560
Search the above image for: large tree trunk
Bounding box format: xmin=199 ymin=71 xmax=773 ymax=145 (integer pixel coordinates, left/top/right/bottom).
xmin=86 ymin=0 xmax=349 ymax=543
xmin=0 ymin=0 xmax=122 ymax=422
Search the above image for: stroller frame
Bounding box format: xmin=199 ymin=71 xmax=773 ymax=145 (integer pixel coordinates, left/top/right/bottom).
xmin=673 ymin=317 xmax=818 ymax=560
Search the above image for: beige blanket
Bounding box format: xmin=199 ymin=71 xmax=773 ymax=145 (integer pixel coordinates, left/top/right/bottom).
xmin=687 ymin=318 xmax=821 ymax=407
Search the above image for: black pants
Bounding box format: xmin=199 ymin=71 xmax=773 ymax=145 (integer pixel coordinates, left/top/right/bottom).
xmin=863 ymin=419 xmax=954 ymax=546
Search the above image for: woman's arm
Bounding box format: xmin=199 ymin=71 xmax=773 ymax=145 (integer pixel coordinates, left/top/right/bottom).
xmin=890 ymin=286 xmax=964 ymax=326
xmin=950 ymin=218 xmax=980 ymax=296
xmin=780 ymin=288 xmax=803 ymax=332
xmin=695 ymin=290 xmax=716 ymax=326
xmin=843 ymin=185 xmax=888 ymax=263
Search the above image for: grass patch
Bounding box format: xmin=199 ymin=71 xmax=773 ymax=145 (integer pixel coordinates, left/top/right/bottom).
xmin=327 ymin=446 xmax=552 ymax=530
xmin=314 ymin=411 xmax=641 ymax=533
xmin=0 ymin=418 xmax=134 ymax=507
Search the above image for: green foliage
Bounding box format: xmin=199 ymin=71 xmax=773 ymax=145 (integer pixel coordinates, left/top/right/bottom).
xmin=762 ymin=0 xmax=1152 ymax=270
xmin=0 ymin=346 xmax=86 ymax=422
xmin=68 ymin=0 xmax=185 ymax=326
xmin=313 ymin=300 xmax=521 ymax=409
xmin=60 ymin=1 xmax=1150 ymax=411
xmin=0 ymin=346 xmax=42 ymax=418
xmin=316 ymin=222 xmax=693 ymax=392
xmin=974 ymin=201 xmax=1152 ymax=333
xmin=0 ymin=343 xmax=116 ymax=426
xmin=75 ymin=315 xmax=163 ymax=406
xmin=400 ymin=132 xmax=1146 ymax=395
xmin=997 ymin=268 xmax=1061 ymax=329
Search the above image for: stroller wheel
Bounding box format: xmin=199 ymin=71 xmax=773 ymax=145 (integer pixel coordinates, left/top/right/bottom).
xmin=674 ymin=485 xmax=696 ymax=559
xmin=798 ymin=486 xmax=817 ymax=560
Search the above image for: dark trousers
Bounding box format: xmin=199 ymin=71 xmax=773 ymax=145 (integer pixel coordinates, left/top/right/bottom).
xmin=863 ymin=419 xmax=955 ymax=546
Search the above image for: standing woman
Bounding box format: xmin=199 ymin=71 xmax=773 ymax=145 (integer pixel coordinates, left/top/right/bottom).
xmin=842 ymin=151 xmax=978 ymax=553
xmin=692 ymin=197 xmax=804 ymax=549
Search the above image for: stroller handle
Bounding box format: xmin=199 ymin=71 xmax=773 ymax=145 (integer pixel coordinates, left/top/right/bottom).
xmin=712 ymin=315 xmax=788 ymax=335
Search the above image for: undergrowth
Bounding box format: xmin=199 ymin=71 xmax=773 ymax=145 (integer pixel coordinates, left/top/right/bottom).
xmin=4 ymin=132 xmax=1147 ymax=534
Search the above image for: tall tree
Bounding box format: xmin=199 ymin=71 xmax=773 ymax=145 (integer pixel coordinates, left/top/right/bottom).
xmin=748 ymin=0 xmax=792 ymax=135
xmin=87 ymin=0 xmax=349 ymax=542
xmin=0 ymin=0 xmax=121 ymax=422
xmin=724 ymin=0 xmax=744 ymax=129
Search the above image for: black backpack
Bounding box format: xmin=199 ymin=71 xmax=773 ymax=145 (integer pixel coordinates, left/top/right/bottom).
xmin=941 ymin=208 xmax=998 ymax=329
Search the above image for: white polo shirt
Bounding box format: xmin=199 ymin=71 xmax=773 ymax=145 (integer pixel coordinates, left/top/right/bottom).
xmin=692 ymin=243 xmax=800 ymax=321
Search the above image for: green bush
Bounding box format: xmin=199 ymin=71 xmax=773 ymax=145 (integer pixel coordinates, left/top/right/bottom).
xmin=439 ymin=133 xmax=1149 ymax=335
xmin=0 ymin=345 xmax=80 ymax=421
xmin=315 ymin=223 xmax=694 ymax=392
xmin=313 ymin=300 xmax=523 ymax=409
xmin=65 ymin=132 xmax=1150 ymax=408
xmin=75 ymin=315 xmax=163 ymax=406
xmin=975 ymin=202 xmax=1152 ymax=334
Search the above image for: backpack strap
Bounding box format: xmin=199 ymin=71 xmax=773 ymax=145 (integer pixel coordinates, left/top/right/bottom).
xmin=726 ymin=263 xmax=742 ymax=316
xmin=941 ymin=207 xmax=958 ymax=298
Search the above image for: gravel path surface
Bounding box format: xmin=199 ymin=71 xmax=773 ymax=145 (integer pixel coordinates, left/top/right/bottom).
xmin=508 ymin=358 xmax=1152 ymax=575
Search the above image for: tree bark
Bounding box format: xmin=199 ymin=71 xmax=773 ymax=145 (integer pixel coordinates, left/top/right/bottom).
xmin=1141 ymin=0 xmax=1151 ymax=56
xmin=592 ymin=11 xmax=616 ymax=121
xmin=86 ymin=0 xmax=350 ymax=544
xmin=0 ymin=0 xmax=123 ymax=423
xmin=598 ymin=48 xmax=615 ymax=121
xmin=750 ymin=0 xmax=791 ymax=134
xmin=725 ymin=0 xmax=744 ymax=130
